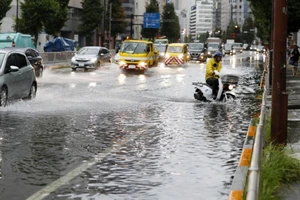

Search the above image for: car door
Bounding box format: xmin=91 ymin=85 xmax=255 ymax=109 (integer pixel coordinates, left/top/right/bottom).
xmin=99 ymin=48 xmax=110 ymax=63
xmin=3 ymin=53 xmax=22 ymax=99
xmin=16 ymin=53 xmax=34 ymax=97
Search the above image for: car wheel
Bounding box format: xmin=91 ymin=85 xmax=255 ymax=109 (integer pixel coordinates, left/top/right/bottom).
xmin=0 ymin=87 xmax=8 ymax=107
xmin=28 ymin=84 xmax=37 ymax=100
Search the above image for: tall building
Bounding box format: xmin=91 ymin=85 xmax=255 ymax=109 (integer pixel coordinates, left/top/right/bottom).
xmin=189 ymin=0 xmax=214 ymax=39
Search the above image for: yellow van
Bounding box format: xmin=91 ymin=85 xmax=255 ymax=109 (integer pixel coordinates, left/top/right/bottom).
xmin=164 ymin=43 xmax=189 ymax=66
xmin=118 ymin=40 xmax=159 ymax=70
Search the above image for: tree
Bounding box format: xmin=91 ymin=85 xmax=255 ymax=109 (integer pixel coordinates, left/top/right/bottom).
xmin=79 ymin=0 xmax=103 ymax=45
xmin=160 ymin=2 xmax=180 ymax=43
xmin=106 ymin=0 xmax=127 ymax=39
xmin=248 ymin=0 xmax=300 ymax=42
xmin=241 ymin=17 xmax=255 ymax=44
xmin=0 ymin=0 xmax=12 ymax=28
xmin=43 ymin=0 xmax=70 ymax=37
xmin=141 ymin=0 xmax=160 ymax=39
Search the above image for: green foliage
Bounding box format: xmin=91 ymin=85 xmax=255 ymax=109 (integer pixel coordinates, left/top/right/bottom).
xmin=248 ymin=0 xmax=300 ymax=43
xmin=241 ymin=17 xmax=255 ymax=44
xmin=141 ymin=0 xmax=160 ymax=39
xmin=16 ymin=0 xmax=70 ymax=40
xmin=107 ymin=0 xmax=127 ymax=38
xmin=79 ymin=0 xmax=103 ymax=44
xmin=0 ymin=0 xmax=12 ymax=28
xmin=43 ymin=0 xmax=69 ymax=37
xmin=160 ymin=2 xmax=180 ymax=43
xmin=259 ymin=145 xmax=300 ymax=200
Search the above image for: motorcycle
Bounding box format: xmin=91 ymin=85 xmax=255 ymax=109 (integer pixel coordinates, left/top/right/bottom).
xmin=192 ymin=72 xmax=239 ymax=102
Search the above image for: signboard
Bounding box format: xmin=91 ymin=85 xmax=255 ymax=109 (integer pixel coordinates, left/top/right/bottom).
xmin=143 ymin=13 xmax=160 ymax=29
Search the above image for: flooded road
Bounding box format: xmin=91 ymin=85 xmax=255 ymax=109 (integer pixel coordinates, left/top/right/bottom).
xmin=0 ymin=51 xmax=265 ymax=200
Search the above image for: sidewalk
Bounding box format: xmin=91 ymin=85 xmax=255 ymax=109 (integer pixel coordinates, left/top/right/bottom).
xmin=280 ymin=65 xmax=300 ymax=199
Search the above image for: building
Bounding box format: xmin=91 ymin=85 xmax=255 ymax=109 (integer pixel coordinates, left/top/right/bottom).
xmin=189 ymin=0 xmax=214 ymax=39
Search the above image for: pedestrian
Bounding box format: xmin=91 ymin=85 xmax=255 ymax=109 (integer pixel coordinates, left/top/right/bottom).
xmin=289 ymin=46 xmax=300 ymax=76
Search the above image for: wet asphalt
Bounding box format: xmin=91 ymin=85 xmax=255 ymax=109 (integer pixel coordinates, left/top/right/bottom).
xmin=0 ymin=51 xmax=265 ymax=200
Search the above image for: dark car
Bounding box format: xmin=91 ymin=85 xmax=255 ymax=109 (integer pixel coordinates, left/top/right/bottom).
xmin=71 ymin=46 xmax=111 ymax=71
xmin=188 ymin=43 xmax=207 ymax=62
xmin=5 ymin=47 xmax=44 ymax=77
xmin=154 ymin=44 xmax=168 ymax=61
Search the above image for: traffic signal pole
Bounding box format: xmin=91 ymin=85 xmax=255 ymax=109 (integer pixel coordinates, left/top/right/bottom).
xmin=271 ymin=0 xmax=288 ymax=145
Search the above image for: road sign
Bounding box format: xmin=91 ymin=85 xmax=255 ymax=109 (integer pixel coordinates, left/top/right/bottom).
xmin=143 ymin=13 xmax=160 ymax=29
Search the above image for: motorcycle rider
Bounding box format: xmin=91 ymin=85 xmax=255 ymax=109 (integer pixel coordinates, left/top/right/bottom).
xmin=205 ymin=51 xmax=223 ymax=99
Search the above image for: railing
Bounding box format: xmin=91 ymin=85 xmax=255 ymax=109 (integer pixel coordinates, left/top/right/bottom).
xmin=40 ymin=50 xmax=116 ymax=65
xmin=246 ymin=53 xmax=269 ymax=200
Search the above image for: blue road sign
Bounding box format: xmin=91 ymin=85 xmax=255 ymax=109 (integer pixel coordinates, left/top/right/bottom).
xmin=143 ymin=13 xmax=160 ymax=29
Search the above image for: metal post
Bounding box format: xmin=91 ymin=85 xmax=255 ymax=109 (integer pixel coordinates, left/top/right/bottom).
xmin=108 ymin=3 xmax=112 ymax=49
xmin=130 ymin=14 xmax=134 ymax=39
xmin=271 ymin=0 xmax=288 ymax=145
xmin=16 ymin=0 xmax=19 ymax=32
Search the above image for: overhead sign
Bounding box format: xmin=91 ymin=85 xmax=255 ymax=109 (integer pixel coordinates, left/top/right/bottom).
xmin=143 ymin=13 xmax=160 ymax=29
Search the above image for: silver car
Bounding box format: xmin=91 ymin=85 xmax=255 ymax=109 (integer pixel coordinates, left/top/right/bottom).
xmin=0 ymin=49 xmax=37 ymax=107
xmin=71 ymin=46 xmax=111 ymax=71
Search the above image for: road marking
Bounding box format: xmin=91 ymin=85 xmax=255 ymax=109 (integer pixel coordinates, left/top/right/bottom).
xmin=26 ymin=131 xmax=140 ymax=200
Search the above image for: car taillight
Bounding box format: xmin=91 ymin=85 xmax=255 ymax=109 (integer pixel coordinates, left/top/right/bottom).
xmin=12 ymin=41 xmax=15 ymax=47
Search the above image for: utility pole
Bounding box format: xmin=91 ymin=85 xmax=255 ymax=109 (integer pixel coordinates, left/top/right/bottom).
xmin=109 ymin=3 xmax=112 ymax=49
xmin=271 ymin=0 xmax=288 ymax=145
xmin=130 ymin=14 xmax=134 ymax=39
xmin=16 ymin=0 xmax=19 ymax=32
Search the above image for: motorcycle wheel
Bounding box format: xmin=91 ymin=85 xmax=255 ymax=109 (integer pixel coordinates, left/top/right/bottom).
xmin=222 ymin=94 xmax=235 ymax=102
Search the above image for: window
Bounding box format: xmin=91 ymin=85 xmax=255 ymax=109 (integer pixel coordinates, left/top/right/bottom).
xmin=5 ymin=54 xmax=17 ymax=72
xmin=17 ymin=54 xmax=28 ymax=69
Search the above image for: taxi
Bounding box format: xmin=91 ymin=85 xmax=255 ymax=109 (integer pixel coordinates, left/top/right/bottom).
xmin=164 ymin=43 xmax=189 ymax=66
xmin=118 ymin=40 xmax=159 ymax=70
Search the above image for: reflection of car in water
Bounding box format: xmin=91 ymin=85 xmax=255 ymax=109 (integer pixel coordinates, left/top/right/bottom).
xmin=188 ymin=43 xmax=207 ymax=62
xmin=207 ymin=43 xmax=220 ymax=58
xmin=164 ymin=43 xmax=189 ymax=66
xmin=118 ymin=40 xmax=159 ymax=71
xmin=154 ymin=44 xmax=167 ymax=61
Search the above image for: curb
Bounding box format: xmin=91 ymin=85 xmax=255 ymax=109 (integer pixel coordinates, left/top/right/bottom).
xmin=228 ymin=122 xmax=256 ymax=200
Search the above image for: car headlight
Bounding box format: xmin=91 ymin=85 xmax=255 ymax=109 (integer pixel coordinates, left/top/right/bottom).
xmin=160 ymin=52 xmax=165 ymax=56
xmin=165 ymin=53 xmax=170 ymax=58
xmin=139 ymin=62 xmax=146 ymax=66
xmin=119 ymin=61 xmax=126 ymax=65
xmin=90 ymin=58 xmax=97 ymax=62
xmin=200 ymin=53 xmax=204 ymax=56
xmin=178 ymin=54 xmax=183 ymax=59
xmin=71 ymin=57 xmax=76 ymax=62
xmin=208 ymin=51 xmax=211 ymax=55
xmin=228 ymin=85 xmax=234 ymax=90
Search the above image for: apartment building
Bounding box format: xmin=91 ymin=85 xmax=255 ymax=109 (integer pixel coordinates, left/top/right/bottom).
xmin=189 ymin=0 xmax=214 ymax=39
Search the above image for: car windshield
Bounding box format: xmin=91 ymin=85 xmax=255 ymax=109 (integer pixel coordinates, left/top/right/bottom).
xmin=120 ymin=42 xmax=147 ymax=54
xmin=208 ymin=43 xmax=219 ymax=49
xmin=232 ymin=43 xmax=242 ymax=48
xmin=0 ymin=53 xmax=4 ymax=66
xmin=225 ymin=44 xmax=232 ymax=50
xmin=188 ymin=43 xmax=204 ymax=50
xmin=77 ymin=47 xmax=99 ymax=55
xmin=155 ymin=46 xmax=167 ymax=52
xmin=166 ymin=46 xmax=182 ymax=53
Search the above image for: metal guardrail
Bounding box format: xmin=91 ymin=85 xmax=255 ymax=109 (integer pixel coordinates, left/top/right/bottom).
xmin=40 ymin=50 xmax=116 ymax=65
xmin=246 ymin=54 xmax=269 ymax=200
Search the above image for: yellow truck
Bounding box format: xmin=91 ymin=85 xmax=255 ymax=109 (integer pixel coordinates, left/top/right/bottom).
xmin=118 ymin=40 xmax=159 ymax=70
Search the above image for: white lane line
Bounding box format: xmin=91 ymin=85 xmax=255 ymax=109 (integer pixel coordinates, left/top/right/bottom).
xmin=26 ymin=132 xmax=140 ymax=200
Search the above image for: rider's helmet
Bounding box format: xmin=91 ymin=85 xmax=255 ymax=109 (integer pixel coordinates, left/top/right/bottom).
xmin=213 ymin=51 xmax=223 ymax=58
